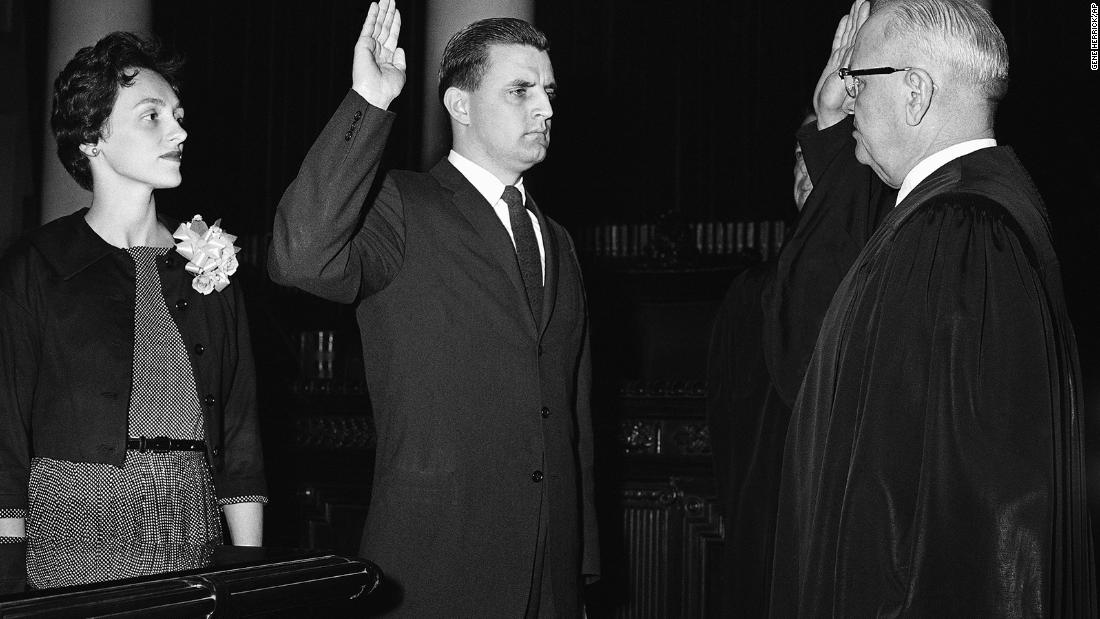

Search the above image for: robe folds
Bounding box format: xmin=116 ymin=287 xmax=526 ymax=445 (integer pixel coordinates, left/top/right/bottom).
xmin=707 ymin=117 xmax=895 ymax=617
xmin=770 ymin=145 xmax=1096 ymax=617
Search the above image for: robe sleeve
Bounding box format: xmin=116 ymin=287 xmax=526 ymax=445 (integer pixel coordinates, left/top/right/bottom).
xmin=761 ymin=116 xmax=895 ymax=406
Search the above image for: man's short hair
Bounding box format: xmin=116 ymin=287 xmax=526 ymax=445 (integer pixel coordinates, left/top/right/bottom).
xmin=874 ymin=0 xmax=1009 ymax=103
xmin=437 ymin=17 xmax=550 ymax=104
xmin=51 ymin=31 xmax=183 ymax=191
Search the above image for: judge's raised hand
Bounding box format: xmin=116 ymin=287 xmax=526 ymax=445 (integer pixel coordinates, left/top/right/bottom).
xmin=812 ymin=0 xmax=869 ymax=129
xmin=352 ymin=0 xmax=407 ymax=110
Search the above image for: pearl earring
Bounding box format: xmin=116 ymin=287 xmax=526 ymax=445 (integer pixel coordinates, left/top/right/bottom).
xmin=90 ymin=147 xmax=99 ymax=157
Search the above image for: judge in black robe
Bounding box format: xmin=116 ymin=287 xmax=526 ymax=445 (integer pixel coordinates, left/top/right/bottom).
xmin=771 ymin=141 xmax=1095 ymax=618
xmin=769 ymin=1 xmax=1095 ymax=615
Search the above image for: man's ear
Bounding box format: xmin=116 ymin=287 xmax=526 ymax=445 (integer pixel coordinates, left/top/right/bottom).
xmin=443 ymin=87 xmax=470 ymax=126
xmin=904 ymin=68 xmax=935 ymax=126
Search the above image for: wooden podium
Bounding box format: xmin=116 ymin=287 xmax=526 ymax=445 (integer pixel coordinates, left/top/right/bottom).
xmin=0 ymin=546 xmax=380 ymax=617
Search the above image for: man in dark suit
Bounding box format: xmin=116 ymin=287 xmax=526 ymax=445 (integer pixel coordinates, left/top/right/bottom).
xmin=268 ymin=1 xmax=598 ymax=616
xmin=769 ymin=0 xmax=1095 ymax=615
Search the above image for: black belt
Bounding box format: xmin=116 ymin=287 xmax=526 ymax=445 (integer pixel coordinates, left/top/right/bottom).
xmin=126 ymin=436 xmax=207 ymax=453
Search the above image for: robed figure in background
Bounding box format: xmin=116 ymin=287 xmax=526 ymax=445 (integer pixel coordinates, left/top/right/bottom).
xmin=705 ymin=3 xmax=898 ymax=613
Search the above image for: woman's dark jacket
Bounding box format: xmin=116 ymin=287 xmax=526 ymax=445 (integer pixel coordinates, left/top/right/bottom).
xmin=0 ymin=209 xmax=266 ymax=511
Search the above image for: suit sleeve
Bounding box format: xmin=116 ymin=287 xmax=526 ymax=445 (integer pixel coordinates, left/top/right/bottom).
xmin=761 ymin=116 xmax=895 ymax=405
xmin=268 ymin=90 xmax=405 ymax=303
xmin=566 ymin=232 xmax=600 ymax=583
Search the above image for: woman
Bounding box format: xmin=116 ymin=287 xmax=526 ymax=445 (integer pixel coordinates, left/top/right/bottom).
xmin=0 ymin=31 xmax=265 ymax=588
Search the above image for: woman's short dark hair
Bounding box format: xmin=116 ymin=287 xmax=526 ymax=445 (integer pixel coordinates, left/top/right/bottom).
xmin=51 ymin=31 xmax=183 ymax=191
xmin=437 ymin=17 xmax=549 ymax=104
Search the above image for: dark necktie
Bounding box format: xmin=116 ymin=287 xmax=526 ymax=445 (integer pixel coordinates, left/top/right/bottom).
xmin=502 ymin=185 xmax=543 ymax=325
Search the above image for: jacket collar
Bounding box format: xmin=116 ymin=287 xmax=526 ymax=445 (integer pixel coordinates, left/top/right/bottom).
xmin=32 ymin=208 xmax=181 ymax=280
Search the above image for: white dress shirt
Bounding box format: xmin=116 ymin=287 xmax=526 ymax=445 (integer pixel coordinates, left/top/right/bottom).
xmin=895 ymin=138 xmax=998 ymax=206
xmin=448 ymin=150 xmax=546 ymax=282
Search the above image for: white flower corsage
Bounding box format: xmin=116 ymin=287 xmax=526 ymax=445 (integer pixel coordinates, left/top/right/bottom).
xmin=173 ymin=214 xmax=241 ymax=295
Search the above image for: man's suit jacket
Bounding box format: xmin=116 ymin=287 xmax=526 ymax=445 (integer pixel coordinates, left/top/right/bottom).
xmin=269 ymin=90 xmax=599 ymax=617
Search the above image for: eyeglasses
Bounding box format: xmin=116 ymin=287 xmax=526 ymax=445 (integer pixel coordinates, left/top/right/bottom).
xmin=837 ymin=66 xmax=912 ymax=98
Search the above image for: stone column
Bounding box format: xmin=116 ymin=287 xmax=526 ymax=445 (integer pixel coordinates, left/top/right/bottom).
xmin=419 ymin=0 xmax=534 ymax=169
xmin=40 ymin=0 xmax=151 ymax=223
xmin=0 ymin=0 xmax=32 ymax=251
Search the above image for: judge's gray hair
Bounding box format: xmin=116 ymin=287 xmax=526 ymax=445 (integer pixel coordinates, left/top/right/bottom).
xmin=873 ymin=0 xmax=1009 ymax=103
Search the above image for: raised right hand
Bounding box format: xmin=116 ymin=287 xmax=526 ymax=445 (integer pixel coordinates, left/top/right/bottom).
xmin=812 ymin=0 xmax=869 ymax=130
xmin=352 ymin=0 xmax=407 ymax=110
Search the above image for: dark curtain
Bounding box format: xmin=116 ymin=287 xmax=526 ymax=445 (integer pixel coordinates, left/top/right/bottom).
xmin=992 ymin=0 xmax=1100 ymax=550
xmin=532 ymin=0 xmax=844 ymax=231
xmin=150 ymin=1 xmax=427 ymax=269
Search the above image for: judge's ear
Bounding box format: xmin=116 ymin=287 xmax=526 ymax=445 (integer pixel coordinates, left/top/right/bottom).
xmin=443 ymin=87 xmax=470 ymax=126
xmin=903 ymin=68 xmax=935 ymax=126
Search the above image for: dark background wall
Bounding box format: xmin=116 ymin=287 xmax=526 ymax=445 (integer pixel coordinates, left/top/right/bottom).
xmin=14 ymin=1 xmax=1096 ymax=301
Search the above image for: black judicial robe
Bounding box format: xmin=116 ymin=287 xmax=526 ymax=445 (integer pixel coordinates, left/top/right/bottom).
xmin=269 ymin=92 xmax=599 ymax=617
xmin=769 ymin=145 xmax=1096 ymax=617
xmin=706 ymin=117 xmax=894 ymax=617
xmin=707 ymin=263 xmax=787 ymax=618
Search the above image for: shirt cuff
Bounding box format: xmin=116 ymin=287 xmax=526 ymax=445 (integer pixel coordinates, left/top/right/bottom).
xmin=218 ymin=495 xmax=269 ymax=507
xmin=0 ymin=509 xmax=26 ymax=519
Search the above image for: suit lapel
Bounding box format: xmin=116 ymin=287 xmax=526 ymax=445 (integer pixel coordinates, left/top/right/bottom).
xmin=431 ymin=159 xmax=538 ymax=332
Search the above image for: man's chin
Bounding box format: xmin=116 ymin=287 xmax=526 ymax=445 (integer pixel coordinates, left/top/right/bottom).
xmin=853 ymin=144 xmax=901 ymax=188
xmin=525 ymin=146 xmax=548 ymax=165
xmin=853 ymin=140 xmax=870 ymax=165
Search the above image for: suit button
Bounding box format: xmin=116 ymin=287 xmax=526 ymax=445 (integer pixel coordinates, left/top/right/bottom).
xmin=353 ymin=110 xmax=363 ymax=122
xmin=194 ymin=344 xmax=206 ymax=356
xmin=203 ymin=394 xmax=215 ymax=407
xmin=162 ymin=255 xmax=175 ymax=268
xmin=540 ymin=406 xmax=550 ymax=419
xmin=175 ymin=299 xmax=189 ymax=311
xmin=531 ymin=470 xmax=543 ymax=483
xmin=212 ymin=447 xmax=221 ymax=457
xmin=344 ymin=130 xmax=354 ymax=141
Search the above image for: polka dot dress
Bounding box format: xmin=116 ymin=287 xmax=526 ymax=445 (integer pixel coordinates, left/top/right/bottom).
xmin=25 ymin=246 xmax=222 ymax=589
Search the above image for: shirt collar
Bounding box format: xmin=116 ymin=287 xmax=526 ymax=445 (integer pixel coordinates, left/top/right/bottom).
xmin=896 ymin=138 xmax=997 ymax=206
xmin=448 ymin=150 xmax=527 ymax=207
